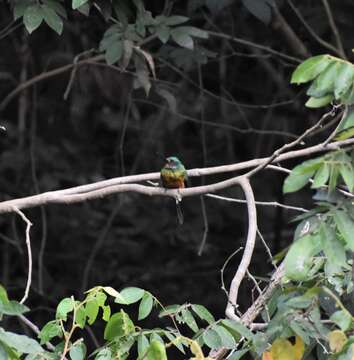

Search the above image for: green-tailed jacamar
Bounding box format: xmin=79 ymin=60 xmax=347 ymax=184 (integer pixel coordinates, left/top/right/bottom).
xmin=160 ymin=156 xmax=187 ymax=224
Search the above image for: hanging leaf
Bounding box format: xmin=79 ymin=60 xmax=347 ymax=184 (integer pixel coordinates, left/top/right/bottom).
xmin=213 ymin=325 xmax=236 ymax=349
xmin=138 ymin=292 xmax=154 ymax=320
xmin=56 ymin=297 xmax=74 ymax=321
xmin=305 ymin=95 xmax=333 ymax=108
xmin=72 ymin=0 xmax=89 ymax=10
xmin=330 ymin=310 xmax=352 ymax=332
xmin=41 ymin=4 xmax=63 ymax=34
xmin=147 ymin=340 xmax=167 ymax=360
xmin=311 ymin=163 xmax=330 ymax=188
xmin=137 ymin=333 xmax=150 ymax=358
xmin=203 ymin=328 xmax=222 ymax=349
xmin=23 ymin=5 xmax=44 ymax=33
xmin=307 ymin=62 xmax=340 ymax=98
xmin=333 ymin=210 xmax=354 ymax=251
xmin=241 ymin=0 xmax=274 ymax=24
xmin=0 ymin=328 xmax=43 ymax=354
xmin=103 ymin=310 xmax=135 ymax=341
xmin=171 ymin=28 xmax=194 ymax=49
xmin=69 ymin=342 xmax=86 ymax=360
xmin=191 ymin=304 xmax=215 ymax=325
xmin=119 ymin=287 xmax=145 ymax=304
xmin=334 ymin=63 xmax=354 ymax=99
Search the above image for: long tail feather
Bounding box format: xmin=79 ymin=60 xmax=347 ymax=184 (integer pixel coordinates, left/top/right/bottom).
xmin=176 ymin=201 xmax=184 ymax=225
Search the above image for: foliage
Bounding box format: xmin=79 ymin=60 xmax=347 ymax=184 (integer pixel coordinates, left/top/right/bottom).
xmin=1 ymin=0 xmax=354 ymax=359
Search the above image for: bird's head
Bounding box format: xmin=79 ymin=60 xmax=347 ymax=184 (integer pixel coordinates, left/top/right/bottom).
xmin=165 ymin=156 xmax=182 ymax=169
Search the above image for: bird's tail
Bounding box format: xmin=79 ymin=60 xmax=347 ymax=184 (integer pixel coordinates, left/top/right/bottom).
xmin=176 ymin=201 xmax=184 ymax=225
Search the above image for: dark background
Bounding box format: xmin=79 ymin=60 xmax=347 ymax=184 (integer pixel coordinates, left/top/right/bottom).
xmin=0 ymin=0 xmax=353 ymax=353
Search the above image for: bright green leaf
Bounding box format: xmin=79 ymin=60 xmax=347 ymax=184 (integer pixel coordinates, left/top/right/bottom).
xmin=312 ymin=163 xmax=330 ymax=188
xmin=291 ymin=55 xmax=332 ymax=84
xmin=320 ymin=224 xmax=346 ymax=267
xmin=137 ymin=334 xmax=149 ymax=359
xmin=0 ymin=328 xmax=43 ymax=354
xmin=305 ymin=95 xmax=333 ymax=108
xmin=147 ymin=340 xmax=167 ymax=360
xmin=0 ymin=300 xmax=29 ymax=316
xmin=85 ymin=299 xmax=99 ymax=325
xmin=119 ymin=287 xmax=145 ymax=305
xmin=38 ymin=321 xmax=62 ymax=345
xmin=56 ymin=297 xmax=74 ymax=321
xmin=103 ymin=310 xmax=135 ymax=341
xmin=138 ymin=292 xmax=153 ymax=320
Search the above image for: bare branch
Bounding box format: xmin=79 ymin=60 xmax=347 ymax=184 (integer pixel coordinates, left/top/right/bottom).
xmin=13 ymin=207 xmax=33 ymax=304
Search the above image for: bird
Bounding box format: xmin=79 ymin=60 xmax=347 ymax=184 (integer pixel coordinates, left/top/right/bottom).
xmin=160 ymin=156 xmax=187 ymax=224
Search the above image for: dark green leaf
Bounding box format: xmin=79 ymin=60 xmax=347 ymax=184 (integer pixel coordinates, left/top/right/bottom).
xmin=340 ymin=162 xmax=354 ymax=192
xmin=23 ymin=5 xmax=44 ymax=33
xmin=158 ymin=304 xmax=181 ymax=317
xmin=227 ymin=349 xmax=249 ymax=360
xmin=220 ymin=319 xmax=254 ymax=340
xmin=171 ymin=28 xmax=194 ymax=49
xmin=203 ymin=328 xmax=222 ymax=349
xmin=165 ymin=16 xmax=189 ymax=26
xmin=138 ymin=293 xmax=153 ymax=320
xmin=95 ymin=348 xmax=112 ymax=360
xmin=41 ymin=4 xmax=63 ymax=35
xmin=241 ymin=0 xmax=273 ymax=24
xmin=156 ymin=25 xmax=170 ymax=44
xmin=0 ymin=300 xmax=29 ymax=316
xmin=181 ymin=309 xmax=199 ymax=332
xmin=105 ymin=41 xmax=123 ymax=65
xmin=191 ymin=304 xmax=215 ymax=324
xmin=43 ymin=0 xmax=67 ymax=19
xmin=214 ymin=325 xmax=236 ymax=349
xmin=177 ymin=26 xmax=208 ymax=39
xmin=291 ymin=55 xmax=332 ymax=84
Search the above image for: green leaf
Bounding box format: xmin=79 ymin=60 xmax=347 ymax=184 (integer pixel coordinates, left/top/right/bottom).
xmin=305 ymin=94 xmax=333 ymax=108
xmin=319 ymin=224 xmax=346 ymax=267
xmin=334 ymin=63 xmax=354 ymax=99
xmin=333 ymin=210 xmax=354 ymax=251
xmin=138 ymin=293 xmax=154 ymax=320
xmin=95 ymin=348 xmax=112 ymax=360
xmin=330 ymin=310 xmax=352 ymax=331
xmin=284 ymin=233 xmax=323 ymax=281
xmin=0 ymin=285 xmax=9 ymax=304
xmin=76 ymin=2 xmax=90 ymax=16
xmin=312 ymin=163 xmax=330 ymax=188
xmin=102 ymin=305 xmax=111 ymax=322
xmin=340 ymin=162 xmax=354 ymax=192
xmin=85 ymin=299 xmax=99 ymax=325
xmin=0 ymin=300 xmax=29 ymax=316
xmin=147 ymin=340 xmax=167 ymax=360
xmin=23 ymin=5 xmax=44 ymax=33
xmin=105 ymin=41 xmax=123 ymax=65
xmin=171 ymin=28 xmax=194 ymax=49
xmin=191 ymin=304 xmax=215 ymax=324
xmin=156 ymin=25 xmax=170 ymax=44
xmin=118 ymin=287 xmax=145 ymax=304
xmin=177 ymin=26 xmax=209 ymax=39
xmin=104 ymin=310 xmax=135 ymax=341
xmin=38 ymin=321 xmax=62 ymax=344
xmin=43 ymin=0 xmax=67 ymax=19
xmin=164 ymin=331 xmax=185 ymax=354
xmin=75 ymin=304 xmax=86 ymax=329
xmin=41 ymin=4 xmax=63 ymax=35
xmin=291 ymin=55 xmax=332 ymax=84
xmin=56 ymin=297 xmax=74 ymax=321
xmin=164 ymin=16 xmax=189 ymax=25
xmin=335 ymin=126 xmax=354 ymax=141
xmin=137 ymin=334 xmax=149 ymax=359
xmin=328 ymin=164 xmax=340 ymax=192
xmin=0 ymin=328 xmax=43 ymax=354
xmin=72 ymin=0 xmax=89 ymax=10
xmin=306 ymin=61 xmax=340 ymax=97
xmin=102 ymin=286 xmax=127 ymax=304
xmin=69 ymin=342 xmax=86 ymax=360
xmin=214 ymin=325 xmax=236 ymax=349
xmin=203 ymin=328 xmax=222 ymax=349
xmin=342 ymin=84 xmax=354 ymax=105
xmin=159 ymin=305 xmax=180 ymax=317
xmin=283 ymin=158 xmax=322 ymax=193
xmin=181 ymin=309 xmax=199 ymax=332
xmin=220 ymin=319 xmax=254 ymax=340
xmin=14 ymin=2 xmax=28 ymax=20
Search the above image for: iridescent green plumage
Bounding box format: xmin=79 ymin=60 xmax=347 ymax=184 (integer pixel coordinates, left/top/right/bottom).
xmin=160 ymin=156 xmax=187 ymax=224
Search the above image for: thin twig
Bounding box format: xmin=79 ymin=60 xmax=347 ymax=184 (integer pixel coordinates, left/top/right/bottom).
xmin=206 ymin=193 xmax=308 ymax=213
xmin=13 ymin=207 xmax=33 ymax=304
xmin=198 ymin=196 xmax=209 ymax=256
xmin=321 ymin=0 xmax=346 ymax=59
